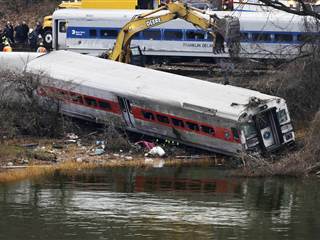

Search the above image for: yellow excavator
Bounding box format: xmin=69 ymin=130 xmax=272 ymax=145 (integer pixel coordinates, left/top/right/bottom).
xmin=108 ymin=1 xmax=241 ymax=63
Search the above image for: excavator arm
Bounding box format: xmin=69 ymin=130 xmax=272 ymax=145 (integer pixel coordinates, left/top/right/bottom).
xmin=108 ymin=1 xmax=240 ymax=63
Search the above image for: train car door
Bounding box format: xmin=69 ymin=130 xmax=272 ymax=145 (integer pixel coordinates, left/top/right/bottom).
xmin=54 ymin=19 xmax=67 ymax=50
xmin=254 ymin=110 xmax=280 ymax=149
xmin=118 ymin=97 xmax=136 ymax=128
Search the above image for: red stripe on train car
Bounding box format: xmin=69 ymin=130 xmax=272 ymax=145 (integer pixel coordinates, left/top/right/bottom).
xmin=131 ymin=106 xmax=240 ymax=144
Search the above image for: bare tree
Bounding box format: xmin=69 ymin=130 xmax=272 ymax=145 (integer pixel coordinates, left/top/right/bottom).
xmin=258 ymin=0 xmax=320 ymax=19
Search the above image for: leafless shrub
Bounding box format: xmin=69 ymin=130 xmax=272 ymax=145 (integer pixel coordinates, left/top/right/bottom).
xmin=239 ymin=46 xmax=320 ymax=123
xmin=100 ymin=120 xmax=133 ymax=152
xmin=0 ymin=70 xmax=67 ymax=138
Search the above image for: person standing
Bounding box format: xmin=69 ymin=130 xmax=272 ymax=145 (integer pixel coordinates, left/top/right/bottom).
xmin=14 ymin=22 xmax=24 ymax=44
xmin=2 ymin=36 xmax=12 ymax=52
xmin=36 ymin=40 xmax=47 ymax=53
xmin=21 ymin=21 xmax=30 ymax=44
xmin=34 ymin=21 xmax=43 ymax=38
xmin=3 ymin=21 xmax=14 ymax=44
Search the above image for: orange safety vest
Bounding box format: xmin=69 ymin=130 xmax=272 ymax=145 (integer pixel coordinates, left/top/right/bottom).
xmin=3 ymin=46 xmax=12 ymax=52
xmin=37 ymin=47 xmax=47 ymax=53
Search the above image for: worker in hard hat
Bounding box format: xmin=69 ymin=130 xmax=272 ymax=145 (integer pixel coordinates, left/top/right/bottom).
xmin=36 ymin=41 xmax=47 ymax=53
xmin=2 ymin=36 xmax=12 ymax=52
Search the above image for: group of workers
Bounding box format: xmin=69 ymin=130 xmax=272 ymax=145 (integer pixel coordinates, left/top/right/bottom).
xmin=1 ymin=21 xmax=47 ymax=53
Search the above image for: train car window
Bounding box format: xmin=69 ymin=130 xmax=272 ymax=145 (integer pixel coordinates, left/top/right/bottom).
xmin=89 ymin=29 xmax=97 ymax=37
xmin=132 ymin=32 xmax=141 ymax=40
xmin=84 ymin=96 xmax=97 ymax=107
xmin=297 ymin=33 xmax=315 ymax=42
xmin=171 ymin=118 xmax=184 ymax=128
xmin=164 ymin=30 xmax=183 ymax=40
xmin=240 ymin=32 xmax=249 ymax=41
xmin=274 ymin=33 xmax=293 ymax=42
xmin=142 ymin=111 xmax=155 ymax=120
xmin=100 ymin=29 xmax=118 ymax=38
xmin=201 ymin=125 xmax=215 ymax=135
xmin=59 ymin=22 xmax=66 ymax=33
xmin=70 ymin=93 xmax=84 ymax=104
xmin=58 ymin=90 xmax=69 ymax=100
xmin=186 ymin=30 xmax=205 ymax=40
xmin=157 ymin=114 xmax=170 ymax=124
xmin=142 ymin=30 xmax=161 ymax=40
xmin=98 ymin=101 xmax=111 ymax=110
xmin=252 ymin=33 xmax=271 ymax=42
xmin=231 ymin=127 xmax=240 ymax=140
xmin=186 ymin=122 xmax=199 ymax=131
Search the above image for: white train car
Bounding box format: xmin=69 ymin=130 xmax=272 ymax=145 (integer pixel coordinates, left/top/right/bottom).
xmin=52 ymin=8 xmax=317 ymax=60
xmin=0 ymin=51 xmax=295 ymax=156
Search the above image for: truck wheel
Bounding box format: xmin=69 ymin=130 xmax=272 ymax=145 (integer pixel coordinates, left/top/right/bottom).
xmin=43 ymin=30 xmax=53 ymax=49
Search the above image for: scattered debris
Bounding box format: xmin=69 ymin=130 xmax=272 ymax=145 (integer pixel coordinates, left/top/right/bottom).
xmin=135 ymin=141 xmax=156 ymax=150
xmin=52 ymin=143 xmax=64 ymax=149
xmin=20 ymin=159 xmax=29 ymax=165
xmin=66 ymin=133 xmax=79 ymax=140
xmin=20 ymin=143 xmax=38 ymax=149
xmin=146 ymin=146 xmax=166 ymax=157
xmin=93 ymin=148 xmax=105 ymax=156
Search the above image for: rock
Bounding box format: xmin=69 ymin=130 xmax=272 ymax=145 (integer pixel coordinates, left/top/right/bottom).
xmin=76 ymin=158 xmax=83 ymax=163
xmin=124 ymin=156 xmax=133 ymax=160
xmin=7 ymin=162 xmax=13 ymax=166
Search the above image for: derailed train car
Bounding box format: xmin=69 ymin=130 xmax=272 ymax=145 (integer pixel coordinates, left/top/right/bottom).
xmin=0 ymin=51 xmax=294 ymax=156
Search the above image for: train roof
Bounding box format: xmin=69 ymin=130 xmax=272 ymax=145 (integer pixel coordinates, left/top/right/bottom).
xmin=53 ymin=8 xmax=312 ymax=32
xmin=25 ymin=51 xmax=280 ymax=121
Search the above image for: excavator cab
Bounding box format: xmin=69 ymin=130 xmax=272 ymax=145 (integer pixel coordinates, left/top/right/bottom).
xmin=130 ymin=46 xmax=145 ymax=66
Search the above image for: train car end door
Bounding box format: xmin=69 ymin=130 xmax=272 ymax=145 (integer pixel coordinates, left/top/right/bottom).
xmin=54 ymin=20 xmax=67 ymax=50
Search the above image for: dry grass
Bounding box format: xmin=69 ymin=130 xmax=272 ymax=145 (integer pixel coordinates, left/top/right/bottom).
xmin=0 ymin=155 xmax=224 ymax=183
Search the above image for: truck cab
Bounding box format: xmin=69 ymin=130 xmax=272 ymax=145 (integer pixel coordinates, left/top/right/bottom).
xmin=43 ymin=0 xmax=160 ymax=48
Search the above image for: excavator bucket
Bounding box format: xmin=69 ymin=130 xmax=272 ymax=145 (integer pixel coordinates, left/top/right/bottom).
xmin=214 ymin=16 xmax=241 ymax=58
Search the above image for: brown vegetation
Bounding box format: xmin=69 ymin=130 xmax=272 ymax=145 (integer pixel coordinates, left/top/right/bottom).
xmin=0 ymin=71 xmax=68 ymax=138
xmin=0 ymin=0 xmax=57 ymax=28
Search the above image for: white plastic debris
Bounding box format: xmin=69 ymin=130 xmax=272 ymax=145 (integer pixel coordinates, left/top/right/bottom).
xmin=67 ymin=133 xmax=79 ymax=140
xmin=147 ymin=146 xmax=165 ymax=157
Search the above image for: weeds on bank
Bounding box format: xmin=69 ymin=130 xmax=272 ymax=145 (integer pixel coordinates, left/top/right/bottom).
xmin=0 ymin=156 xmax=224 ymax=183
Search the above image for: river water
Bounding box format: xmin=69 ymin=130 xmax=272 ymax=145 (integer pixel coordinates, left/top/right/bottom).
xmin=0 ymin=167 xmax=319 ymax=240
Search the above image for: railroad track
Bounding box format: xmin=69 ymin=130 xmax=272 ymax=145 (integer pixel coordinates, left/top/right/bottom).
xmin=148 ymin=62 xmax=279 ymax=77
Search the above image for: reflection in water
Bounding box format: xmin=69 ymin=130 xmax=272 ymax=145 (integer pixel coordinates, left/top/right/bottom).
xmin=1 ymin=167 xmax=320 ymax=240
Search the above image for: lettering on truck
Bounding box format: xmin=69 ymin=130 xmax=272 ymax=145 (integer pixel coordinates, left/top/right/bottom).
xmin=146 ymin=17 xmax=161 ymax=27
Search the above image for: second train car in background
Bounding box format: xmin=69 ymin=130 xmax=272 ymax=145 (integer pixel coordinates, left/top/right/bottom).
xmin=52 ymin=9 xmax=318 ymax=60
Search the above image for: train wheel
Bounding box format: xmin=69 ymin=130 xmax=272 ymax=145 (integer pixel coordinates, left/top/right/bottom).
xmin=43 ymin=30 xmax=53 ymax=49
